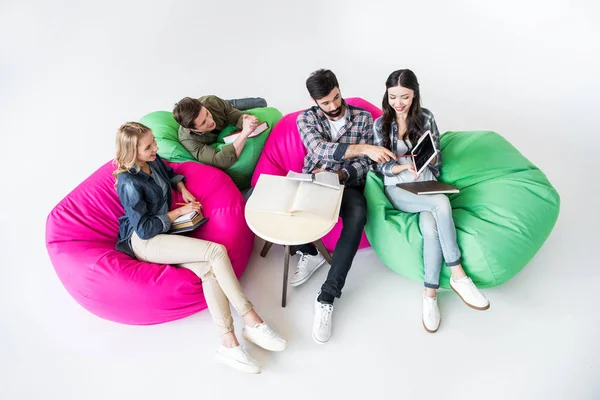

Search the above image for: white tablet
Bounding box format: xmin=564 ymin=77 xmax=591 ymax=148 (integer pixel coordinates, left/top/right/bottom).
xmin=411 ymin=130 xmax=437 ymax=177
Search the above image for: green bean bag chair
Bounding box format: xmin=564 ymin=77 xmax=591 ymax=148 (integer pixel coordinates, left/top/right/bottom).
xmin=364 ymin=131 xmax=560 ymax=289
xmin=140 ymin=107 xmax=282 ymax=190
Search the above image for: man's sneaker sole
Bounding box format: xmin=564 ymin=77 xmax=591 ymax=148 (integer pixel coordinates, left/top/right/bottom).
xmin=289 ymin=258 xmax=327 ymax=287
xmin=214 ymin=353 xmax=261 ymax=374
xmin=422 ymin=318 xmax=439 ymax=333
xmin=450 ymin=284 xmax=490 ymax=311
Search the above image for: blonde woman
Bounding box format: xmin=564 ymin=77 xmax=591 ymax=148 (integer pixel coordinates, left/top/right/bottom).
xmin=114 ymin=121 xmax=286 ymax=374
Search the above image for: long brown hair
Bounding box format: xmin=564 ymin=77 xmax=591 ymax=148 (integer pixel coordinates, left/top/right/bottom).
xmin=113 ymin=121 xmax=152 ymax=184
xmin=380 ymin=69 xmax=423 ymax=150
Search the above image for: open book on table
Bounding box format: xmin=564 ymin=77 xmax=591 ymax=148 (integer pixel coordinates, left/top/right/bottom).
xmin=170 ymin=210 xmax=209 ymax=234
xmin=285 ymin=170 xmax=340 ymax=190
xmin=222 ymin=121 xmax=269 ymax=144
xmin=251 ymin=174 xmax=343 ymax=221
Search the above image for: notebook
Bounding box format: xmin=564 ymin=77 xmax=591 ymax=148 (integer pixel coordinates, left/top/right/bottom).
xmin=396 ymin=181 xmax=459 ymax=195
xmin=222 ymin=121 xmax=269 ymax=144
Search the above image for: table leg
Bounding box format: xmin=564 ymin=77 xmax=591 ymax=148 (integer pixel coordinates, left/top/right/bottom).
xmin=314 ymin=239 xmax=333 ymax=264
xmin=282 ymin=245 xmax=290 ymax=307
xmin=260 ymin=241 xmax=273 ymax=257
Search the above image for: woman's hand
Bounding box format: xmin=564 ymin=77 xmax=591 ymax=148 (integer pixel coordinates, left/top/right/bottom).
xmin=405 ymin=164 xmax=418 ymax=177
xmin=178 ymin=201 xmax=201 ymax=215
xmin=176 ymin=182 xmax=196 ymax=203
xmin=181 ymin=188 xmax=196 ymax=203
xmin=167 ymin=200 xmax=201 ymax=222
xmin=392 ymin=163 xmax=418 ymax=177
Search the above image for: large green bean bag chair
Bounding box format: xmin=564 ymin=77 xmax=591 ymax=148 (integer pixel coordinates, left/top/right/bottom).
xmin=140 ymin=107 xmax=282 ymax=190
xmin=364 ymin=131 xmax=560 ymax=289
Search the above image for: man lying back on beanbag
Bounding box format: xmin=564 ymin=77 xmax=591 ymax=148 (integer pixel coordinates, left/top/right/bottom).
xmin=173 ymin=95 xmax=266 ymax=169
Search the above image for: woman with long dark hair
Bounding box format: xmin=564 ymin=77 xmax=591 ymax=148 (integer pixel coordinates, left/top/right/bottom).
xmin=373 ymin=69 xmax=490 ymax=333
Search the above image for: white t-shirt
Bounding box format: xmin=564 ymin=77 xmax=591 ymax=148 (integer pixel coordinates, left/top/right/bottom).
xmin=328 ymin=116 xmax=346 ymax=141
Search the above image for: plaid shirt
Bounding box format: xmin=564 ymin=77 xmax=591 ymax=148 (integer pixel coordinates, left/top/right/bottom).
xmin=297 ymin=102 xmax=373 ymax=187
xmin=372 ymin=108 xmax=442 ymax=178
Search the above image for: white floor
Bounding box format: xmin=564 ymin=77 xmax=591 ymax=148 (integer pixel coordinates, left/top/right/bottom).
xmin=2 ymin=1 xmax=599 ymax=399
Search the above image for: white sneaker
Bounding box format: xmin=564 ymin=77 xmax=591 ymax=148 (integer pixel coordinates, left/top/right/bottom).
xmin=312 ymin=293 xmax=334 ymax=344
xmin=215 ymin=345 xmax=261 ymax=374
xmin=242 ymin=323 xmax=288 ymax=352
xmin=289 ymin=250 xmax=327 ymax=287
xmin=450 ymin=276 xmax=490 ymax=310
xmin=422 ymin=294 xmax=441 ymax=333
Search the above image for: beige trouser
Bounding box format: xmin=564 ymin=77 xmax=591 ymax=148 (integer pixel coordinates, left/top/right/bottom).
xmin=131 ymin=232 xmax=253 ymax=335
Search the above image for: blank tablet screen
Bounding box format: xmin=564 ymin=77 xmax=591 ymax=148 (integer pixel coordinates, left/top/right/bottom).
xmin=412 ymin=131 xmax=436 ymax=174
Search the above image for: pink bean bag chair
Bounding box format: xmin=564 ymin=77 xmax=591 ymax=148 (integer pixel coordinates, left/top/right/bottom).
xmin=251 ymin=97 xmax=381 ymax=252
xmin=46 ymin=161 xmax=253 ymax=325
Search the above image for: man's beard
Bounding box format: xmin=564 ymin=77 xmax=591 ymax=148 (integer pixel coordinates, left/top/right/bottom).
xmin=320 ymin=104 xmax=343 ymax=118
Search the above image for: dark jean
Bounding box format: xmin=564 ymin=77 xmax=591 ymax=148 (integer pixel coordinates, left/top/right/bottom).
xmin=226 ymin=97 xmax=267 ymax=111
xmin=291 ymin=186 xmax=367 ymax=299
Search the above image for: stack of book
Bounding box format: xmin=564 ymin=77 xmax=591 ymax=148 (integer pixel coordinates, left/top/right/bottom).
xmin=170 ymin=210 xmax=208 ymax=234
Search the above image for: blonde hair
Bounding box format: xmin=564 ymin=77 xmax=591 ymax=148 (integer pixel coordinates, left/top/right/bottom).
xmin=113 ymin=121 xmax=152 ymax=184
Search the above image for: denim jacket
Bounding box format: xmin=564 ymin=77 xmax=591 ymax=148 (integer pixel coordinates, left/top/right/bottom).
xmin=115 ymin=155 xmax=185 ymax=257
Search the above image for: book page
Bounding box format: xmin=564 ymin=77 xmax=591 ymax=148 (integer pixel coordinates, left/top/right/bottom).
xmin=314 ymin=171 xmax=340 ymax=190
xmin=250 ymin=177 xmax=299 ymax=216
xmin=173 ymin=211 xmax=197 ymax=224
xmin=290 ymin=181 xmax=341 ymax=220
xmin=286 ymin=170 xmax=313 ymax=182
xmin=249 ymin=122 xmax=268 ymax=138
xmin=223 ymin=133 xmax=239 ymax=144
xmin=223 ymin=122 xmax=268 ymax=144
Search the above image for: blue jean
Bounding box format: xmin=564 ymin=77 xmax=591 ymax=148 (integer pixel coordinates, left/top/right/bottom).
xmin=226 ymin=97 xmax=267 ymax=111
xmin=384 ymin=185 xmax=462 ymax=289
